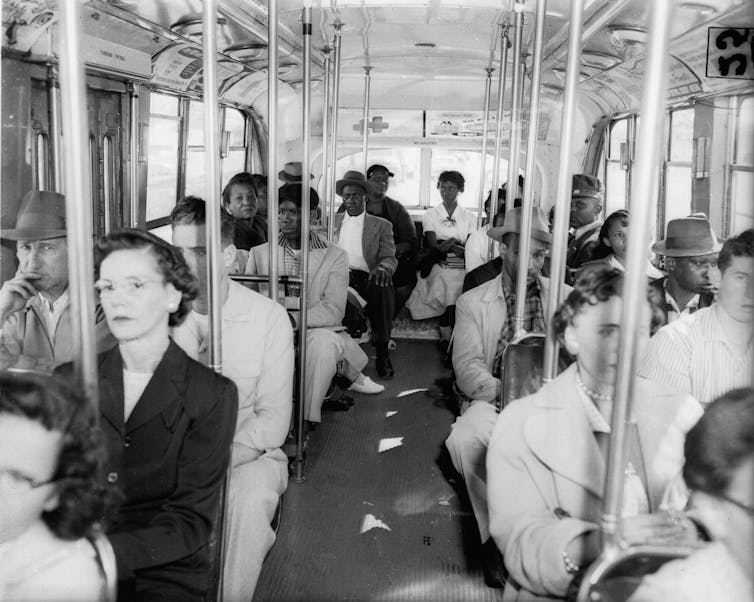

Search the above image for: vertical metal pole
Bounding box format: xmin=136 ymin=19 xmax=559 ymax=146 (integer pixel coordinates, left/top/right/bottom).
xmin=505 ymin=5 xmax=525 ymax=214
xmin=202 ymin=0 xmax=223 ymax=374
xmin=128 ymin=83 xmax=140 ymax=227
xmin=601 ymin=0 xmax=674 ymax=551
xmin=320 ymin=49 xmax=331 ymax=225
xmin=58 ymin=0 xmax=98 ymax=411
xmin=361 ymin=67 xmax=372 ymax=173
xmin=327 ymin=25 xmax=343 ymax=241
xmin=267 ymin=0 xmax=280 ymax=301
xmin=476 ymin=68 xmax=494 ymax=229
xmin=543 ymin=0 xmax=584 ymax=382
xmin=488 ymin=25 xmax=510 ymax=260
xmin=47 ymin=65 xmax=63 ymax=193
xmin=294 ymin=5 xmax=313 ymax=483
xmin=513 ymin=0 xmax=547 ymax=335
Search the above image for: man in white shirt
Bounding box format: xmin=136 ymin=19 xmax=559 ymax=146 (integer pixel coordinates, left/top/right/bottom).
xmin=0 ymin=190 xmax=113 ymax=371
xmin=332 ymin=170 xmax=398 ymax=378
xmin=639 ymin=229 xmax=753 ymax=405
xmin=170 ymin=197 xmax=294 ymax=601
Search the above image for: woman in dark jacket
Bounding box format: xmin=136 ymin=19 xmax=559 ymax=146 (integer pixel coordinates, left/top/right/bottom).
xmin=61 ymin=229 xmax=238 ymax=601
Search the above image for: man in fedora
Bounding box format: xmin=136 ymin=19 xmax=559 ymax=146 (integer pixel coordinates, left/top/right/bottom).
xmin=639 ymin=228 xmax=753 ymax=406
xmin=333 ymin=170 xmax=398 ymax=378
xmin=566 ymin=173 xmax=604 ymax=275
xmin=0 ymin=190 xmax=113 ymax=371
xmin=649 ymin=215 xmax=720 ymax=324
xmin=445 ymin=206 xmax=569 ymax=586
xmin=278 ymin=161 xmax=314 ymax=183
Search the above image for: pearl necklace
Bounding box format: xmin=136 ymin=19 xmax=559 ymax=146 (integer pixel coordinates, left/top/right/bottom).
xmin=575 ymin=369 xmax=613 ymax=403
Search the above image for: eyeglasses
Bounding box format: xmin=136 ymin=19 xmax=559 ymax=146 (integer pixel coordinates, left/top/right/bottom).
xmin=0 ymin=467 xmax=57 ymax=494
xmin=94 ymin=278 xmax=164 ymax=296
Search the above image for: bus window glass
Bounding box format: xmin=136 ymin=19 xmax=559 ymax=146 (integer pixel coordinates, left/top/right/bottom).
xmin=150 ymin=94 xmax=178 ymax=116
xmin=609 ymin=118 xmax=627 ymax=158
xmin=664 ymin=164 xmax=693 ymax=223
xmin=35 ymin=134 xmax=48 ymax=191
xmin=222 ymin=152 xmax=247 ymax=183
xmin=336 ymin=148 xmax=422 ymax=207
xmin=669 ymin=108 xmax=694 ymax=162
xmin=730 ymin=171 xmax=753 ymax=234
xmin=187 ymin=100 xmax=205 ymax=147
xmin=225 ymin=108 xmax=246 ymax=147
xmin=146 ymin=114 xmax=180 ymax=221
xmin=149 ymin=224 xmax=173 ymax=243
xmin=605 ymin=164 xmax=626 ymax=216
xmin=185 ymin=149 xmax=208 ymax=198
xmin=431 ymin=149 xmax=509 ymax=211
xmin=735 ymin=97 xmax=753 ymax=165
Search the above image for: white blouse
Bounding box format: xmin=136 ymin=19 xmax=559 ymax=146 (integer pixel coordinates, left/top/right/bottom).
xmin=421 ymin=203 xmax=476 ymax=243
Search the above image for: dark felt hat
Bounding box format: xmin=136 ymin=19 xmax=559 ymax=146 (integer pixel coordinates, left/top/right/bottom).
xmin=278 ymin=183 xmax=320 ymax=209
xmin=1 ymin=190 xmax=68 ymax=241
xmin=651 ymin=216 xmax=722 ymax=257
xmin=367 ymin=164 xmax=395 ymax=178
xmin=335 ymin=170 xmax=376 ymax=196
xmin=278 ymin=161 xmax=314 ymax=182
xmin=571 ymin=174 xmax=603 ymax=199
xmin=488 ymin=207 xmax=552 ymax=244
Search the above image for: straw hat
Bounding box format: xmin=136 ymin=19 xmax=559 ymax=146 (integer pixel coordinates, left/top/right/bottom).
xmin=651 ymin=216 xmax=722 ymax=257
xmin=488 ymin=207 xmax=552 ymax=244
xmin=1 ymin=191 xmax=68 ymax=241
xmin=278 ymin=161 xmax=314 ymax=182
xmin=335 ymin=170 xmax=376 ymax=196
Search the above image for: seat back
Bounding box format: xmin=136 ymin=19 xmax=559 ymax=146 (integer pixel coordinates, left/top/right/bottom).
xmin=205 ymin=467 xmax=231 ymax=601
xmin=87 ymin=530 xmax=117 ymax=602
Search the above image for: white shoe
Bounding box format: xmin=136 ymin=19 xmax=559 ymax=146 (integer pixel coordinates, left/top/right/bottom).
xmin=348 ymin=376 xmax=385 ymax=395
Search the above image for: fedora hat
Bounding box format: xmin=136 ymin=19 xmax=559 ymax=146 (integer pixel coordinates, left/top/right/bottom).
xmin=335 ymin=170 xmax=376 ymax=196
xmin=571 ymin=174 xmax=603 ymax=199
xmin=1 ymin=190 xmax=68 ymax=241
xmin=278 ymin=161 xmax=314 ymax=182
xmin=488 ymin=207 xmax=552 ymax=244
xmin=651 ymin=216 xmax=722 ymax=257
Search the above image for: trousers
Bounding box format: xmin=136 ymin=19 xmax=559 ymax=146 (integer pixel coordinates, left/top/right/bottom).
xmin=348 ymin=269 xmax=394 ymax=344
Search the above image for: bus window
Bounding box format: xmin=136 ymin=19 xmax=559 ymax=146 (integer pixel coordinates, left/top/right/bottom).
xmin=663 ymin=107 xmax=693 ymax=226
xmin=430 ymin=149 xmax=508 ymax=212
xmin=146 ymin=92 xmax=181 ymax=221
xmin=221 ymin=108 xmax=248 ymax=182
xmin=335 ymin=147 xmax=422 ymax=207
xmin=604 ymin=117 xmax=628 ymax=215
xmin=185 ymin=100 xmax=207 ymax=198
xmin=730 ymin=97 xmax=754 ymax=234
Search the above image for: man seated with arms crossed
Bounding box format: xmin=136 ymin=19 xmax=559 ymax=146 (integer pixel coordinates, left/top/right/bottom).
xmin=0 ymin=191 xmax=113 ymax=371
xmin=639 ymin=229 xmax=753 ymax=406
xmin=333 ymin=170 xmax=398 ymax=378
xmin=446 ymin=207 xmax=565 ymax=585
xmin=170 ymin=197 xmax=294 ymax=601
xmin=246 ymin=183 xmax=382 ymax=424
xmin=648 ymin=215 xmax=719 ymax=324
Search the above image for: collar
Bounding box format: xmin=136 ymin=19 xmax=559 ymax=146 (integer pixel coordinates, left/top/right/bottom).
xmin=343 ymin=210 xmax=366 ymax=224
xmin=573 ymin=220 xmax=602 ymax=239
xmin=36 ymin=289 xmax=69 ymax=313
xmin=663 ymin=279 xmax=700 ymax=314
xmin=278 ymin=230 xmax=329 ymax=251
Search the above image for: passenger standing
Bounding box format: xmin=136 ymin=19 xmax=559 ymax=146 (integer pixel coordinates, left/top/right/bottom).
xmin=60 ymin=230 xmax=238 ymax=602
xmin=169 ymin=198 xmax=294 ymax=600
xmin=332 ymin=170 xmax=398 ymax=378
xmin=407 ymin=170 xmax=476 ymax=344
xmin=487 ymin=268 xmax=702 ymax=602
xmin=222 ymin=172 xmax=267 ymax=250
xmin=566 ymin=174 xmax=604 ymax=276
xmin=647 ymin=216 xmax=720 ymax=324
xmin=638 ymin=229 xmax=754 ymax=406
xmin=0 ymin=191 xmax=114 ymax=371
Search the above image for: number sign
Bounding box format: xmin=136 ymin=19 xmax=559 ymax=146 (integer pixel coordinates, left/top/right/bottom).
xmin=706 ymin=28 xmax=754 ymax=80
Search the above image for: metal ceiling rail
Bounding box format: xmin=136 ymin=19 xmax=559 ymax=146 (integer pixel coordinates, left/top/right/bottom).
xmin=327 ymin=25 xmax=343 ymax=241
xmin=476 ymin=67 xmax=495 ymax=229
xmin=505 ymin=5 xmax=525 ymax=215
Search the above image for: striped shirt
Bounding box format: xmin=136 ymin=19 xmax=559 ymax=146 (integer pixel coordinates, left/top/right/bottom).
xmin=637 ymin=304 xmax=753 ymax=406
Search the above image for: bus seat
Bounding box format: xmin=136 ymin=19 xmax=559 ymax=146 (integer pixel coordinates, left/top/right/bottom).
xmin=87 ymin=529 xmax=117 ymax=602
xmin=575 ymin=546 xmax=692 ymax=602
xmin=205 ymin=474 xmax=230 ymax=601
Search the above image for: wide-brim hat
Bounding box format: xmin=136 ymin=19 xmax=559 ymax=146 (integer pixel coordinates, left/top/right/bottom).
xmin=278 ymin=161 xmax=314 ymax=182
xmin=488 ymin=206 xmax=552 ymax=244
xmin=1 ymin=190 xmax=68 ymax=241
xmin=367 ymin=164 xmax=395 ymax=179
xmin=335 ymin=170 xmax=376 ymax=196
xmin=651 ymin=216 xmax=722 ymax=257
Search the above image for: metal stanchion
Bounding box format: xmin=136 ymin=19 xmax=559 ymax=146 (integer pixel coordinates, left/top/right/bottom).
xmin=47 ymin=65 xmax=63 ymax=193
xmin=267 ymin=0 xmax=280 ymax=302
xmin=505 ymin=4 xmax=525 ymax=214
xmin=476 ymin=68 xmax=494 ymax=229
xmin=327 ymin=25 xmax=343 ymax=241
xmin=361 ymin=66 xmax=372 ymax=173
xmin=320 ymin=48 xmax=331 ymax=226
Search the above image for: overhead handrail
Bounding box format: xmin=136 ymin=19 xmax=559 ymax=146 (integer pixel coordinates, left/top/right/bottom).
xmin=327 ymin=25 xmax=343 ymax=242
xmin=543 ymin=0 xmax=585 ymax=383
xmin=504 ymin=4 xmax=525 ymax=216
xmin=513 ymin=0 xmax=547 ymax=336
xmin=476 ymin=68 xmax=494 ymax=229
xmin=267 ymin=0 xmax=280 ymax=302
xmin=361 ymin=66 xmax=372 ymax=174
xmin=128 ymin=83 xmax=140 ymax=227
xmin=46 ymin=65 xmax=63 ymax=193
xmin=58 ymin=0 xmax=99 ymax=412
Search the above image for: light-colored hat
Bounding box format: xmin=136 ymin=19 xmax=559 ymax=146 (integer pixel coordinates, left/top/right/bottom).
xmin=335 ymin=170 xmax=376 ymax=196
xmin=488 ymin=207 xmax=552 ymax=244
xmin=1 ymin=191 xmax=68 ymax=241
xmin=651 ymin=216 xmax=722 ymax=257
xmin=278 ymin=161 xmax=314 ymax=182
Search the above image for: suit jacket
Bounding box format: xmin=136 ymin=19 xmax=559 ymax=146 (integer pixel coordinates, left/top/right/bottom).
xmin=332 ymin=211 xmax=398 ymax=276
xmin=59 ymin=341 xmax=238 ymax=599
xmin=246 ymin=240 xmax=349 ymax=328
xmin=339 ymin=195 xmax=418 ymax=259
xmin=487 ymin=364 xmax=702 ymax=601
xmin=0 ymin=295 xmax=115 ymax=371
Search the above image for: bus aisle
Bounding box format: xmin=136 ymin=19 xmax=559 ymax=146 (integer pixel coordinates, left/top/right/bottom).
xmin=254 ymin=340 xmax=501 ymax=602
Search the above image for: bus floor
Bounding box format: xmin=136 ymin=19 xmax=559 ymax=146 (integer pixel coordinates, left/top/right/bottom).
xmin=253 ymin=339 xmax=502 ymax=602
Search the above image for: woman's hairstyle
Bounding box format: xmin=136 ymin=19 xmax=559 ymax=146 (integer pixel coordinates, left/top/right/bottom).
xmin=437 ymin=170 xmax=465 ymax=192
xmin=718 ymin=228 xmax=754 ymax=274
xmin=553 ymin=266 xmax=663 ymax=344
xmin=278 ymin=183 xmax=320 ymax=210
xmin=683 ymin=388 xmax=754 ymax=496
xmin=0 ymin=370 xmax=106 ymax=540
xmin=221 ymin=172 xmax=257 ymax=207
xmin=95 ymin=229 xmax=198 ymax=326
xmin=593 ymin=209 xmax=629 ymax=260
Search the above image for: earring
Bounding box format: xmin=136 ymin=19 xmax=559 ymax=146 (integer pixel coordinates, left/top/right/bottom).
xmin=168 ymin=302 xmax=178 ymax=312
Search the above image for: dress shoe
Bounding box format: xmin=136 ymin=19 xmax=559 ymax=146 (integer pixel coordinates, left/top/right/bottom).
xmin=481 ymin=538 xmax=507 ymax=589
xmin=322 ymin=394 xmax=354 ymax=412
xmin=348 ymin=376 xmax=385 ymax=394
xmin=376 ymin=355 xmax=394 ymax=379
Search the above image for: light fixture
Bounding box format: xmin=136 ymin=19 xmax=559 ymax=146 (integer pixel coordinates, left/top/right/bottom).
xmin=414 ymin=42 xmax=436 ymax=49
xmin=608 ymin=25 xmax=648 ymax=48
xmin=170 ymin=13 xmax=227 ymax=38
xmin=224 ymin=42 xmax=268 ymax=63
xmin=581 ymin=50 xmax=622 ymax=69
